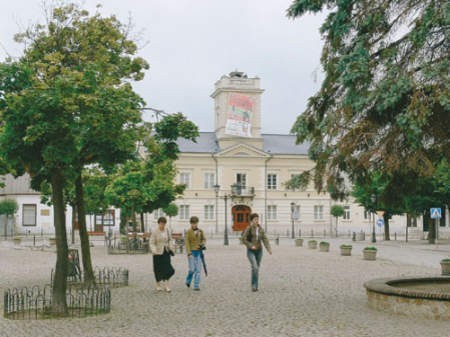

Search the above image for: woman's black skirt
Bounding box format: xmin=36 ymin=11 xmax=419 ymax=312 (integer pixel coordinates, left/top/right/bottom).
xmin=153 ymin=249 xmax=175 ymax=282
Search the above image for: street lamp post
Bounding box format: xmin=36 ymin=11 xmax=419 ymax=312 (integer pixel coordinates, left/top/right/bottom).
xmin=224 ymin=195 xmax=229 ymax=246
xmin=213 ymin=184 xmax=220 ymax=235
xmin=371 ymin=194 xmax=376 ymax=243
xmin=290 ymin=202 xmax=295 ymax=239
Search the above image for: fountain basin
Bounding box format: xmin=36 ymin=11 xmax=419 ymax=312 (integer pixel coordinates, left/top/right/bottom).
xmin=364 ymin=277 xmax=450 ymax=320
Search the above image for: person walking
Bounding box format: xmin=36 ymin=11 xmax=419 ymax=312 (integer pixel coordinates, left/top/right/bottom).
xmin=150 ymin=217 xmax=175 ymax=292
xmin=185 ymin=216 xmax=206 ymax=291
xmin=241 ymin=213 xmax=272 ymax=292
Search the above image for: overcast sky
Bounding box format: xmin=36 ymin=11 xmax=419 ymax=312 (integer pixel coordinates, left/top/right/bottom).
xmin=0 ymin=0 xmax=326 ymax=134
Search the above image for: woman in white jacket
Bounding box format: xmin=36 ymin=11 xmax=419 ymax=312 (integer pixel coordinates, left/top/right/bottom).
xmin=150 ymin=217 xmax=175 ymax=292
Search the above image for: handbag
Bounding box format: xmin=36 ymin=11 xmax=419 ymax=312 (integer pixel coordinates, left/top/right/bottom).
xmin=166 ymin=229 xmax=175 ymax=256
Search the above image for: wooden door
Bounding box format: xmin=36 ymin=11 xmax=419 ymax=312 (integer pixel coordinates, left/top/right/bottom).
xmin=232 ymin=205 xmax=251 ymax=232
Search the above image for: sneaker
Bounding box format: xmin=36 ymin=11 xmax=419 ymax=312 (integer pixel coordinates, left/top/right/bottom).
xmin=193 ymin=288 xmax=200 ymax=291
xmin=185 ymin=282 xmax=190 ymax=288
xmin=252 ymin=287 xmax=258 ymax=292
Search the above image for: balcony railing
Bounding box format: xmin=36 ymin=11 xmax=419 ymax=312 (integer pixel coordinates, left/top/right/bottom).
xmin=230 ymin=184 xmax=255 ymax=197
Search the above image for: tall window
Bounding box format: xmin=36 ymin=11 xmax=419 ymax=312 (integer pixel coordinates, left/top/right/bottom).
xmin=288 ymin=173 xmax=300 ymax=191
xmin=204 ymin=205 xmax=214 ymax=220
xmin=179 ymin=205 xmax=190 ymax=220
xmin=314 ymin=205 xmax=324 ymax=220
xmin=364 ymin=210 xmax=370 ymax=220
xmin=153 ymin=209 xmax=165 ymax=220
xmin=180 ymin=172 xmax=191 ymax=188
xmin=95 ymin=209 xmax=115 ymax=226
xmin=343 ymin=206 xmax=351 ymax=220
xmin=236 ymin=173 xmax=247 ymax=189
xmin=293 ymin=205 xmax=300 ymax=220
xmin=267 ymin=174 xmax=277 ymax=190
xmin=267 ymin=205 xmax=277 ymax=220
xmin=204 ymin=173 xmax=215 ymax=189
xmin=22 ymin=204 xmax=37 ymax=226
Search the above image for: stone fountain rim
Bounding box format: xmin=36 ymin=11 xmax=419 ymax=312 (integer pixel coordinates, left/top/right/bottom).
xmin=364 ymin=276 xmax=450 ymax=301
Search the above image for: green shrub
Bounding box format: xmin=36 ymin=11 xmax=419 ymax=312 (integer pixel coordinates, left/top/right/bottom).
xmin=364 ymin=246 xmax=377 ymax=251
xmin=340 ymin=244 xmax=352 ymax=248
xmin=319 ymin=241 xmax=329 ymax=245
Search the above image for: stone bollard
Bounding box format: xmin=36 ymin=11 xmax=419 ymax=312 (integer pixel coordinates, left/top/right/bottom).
xmin=275 ymin=236 xmax=280 ymax=246
xmin=352 ymin=232 xmax=356 ymax=241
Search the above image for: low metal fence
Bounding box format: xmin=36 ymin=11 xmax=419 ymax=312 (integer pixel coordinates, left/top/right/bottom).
xmin=51 ymin=266 xmax=129 ymax=287
xmin=3 ymin=285 xmax=111 ymax=320
xmin=106 ymin=235 xmax=149 ymax=254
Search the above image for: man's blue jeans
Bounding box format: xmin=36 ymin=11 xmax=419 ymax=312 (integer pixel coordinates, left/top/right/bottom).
xmin=247 ymin=248 xmax=263 ymax=290
xmin=186 ymin=250 xmax=202 ymax=289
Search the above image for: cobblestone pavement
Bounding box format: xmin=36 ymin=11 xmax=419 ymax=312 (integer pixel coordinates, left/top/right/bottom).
xmin=0 ymin=238 xmax=449 ymax=337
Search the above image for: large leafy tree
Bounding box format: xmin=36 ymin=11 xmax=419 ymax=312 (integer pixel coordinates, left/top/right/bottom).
xmin=106 ymin=113 xmax=198 ymax=232
xmin=287 ymin=0 xmax=449 ymax=198
xmin=351 ymin=161 xmax=449 ymax=242
xmin=0 ymin=3 xmax=148 ymax=314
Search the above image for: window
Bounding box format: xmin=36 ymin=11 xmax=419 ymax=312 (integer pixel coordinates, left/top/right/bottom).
xmin=204 ymin=173 xmax=215 ymax=189
xmin=364 ymin=210 xmax=370 ymax=220
xmin=343 ymin=206 xmax=351 ymax=220
xmin=179 ymin=205 xmax=190 ymax=220
xmin=236 ymin=173 xmax=247 ymax=189
xmin=267 ymin=174 xmax=277 ymax=190
xmin=204 ymin=205 xmax=214 ymax=220
xmin=22 ymin=204 xmax=37 ymax=226
xmin=267 ymin=205 xmax=277 ymax=220
xmin=293 ymin=205 xmax=300 ymax=220
xmin=180 ymin=172 xmax=191 ymax=188
xmin=153 ymin=209 xmax=165 ymax=220
xmin=95 ymin=209 xmax=115 ymax=226
xmin=288 ymin=173 xmax=300 ymax=191
xmin=314 ymin=205 xmax=324 ymax=220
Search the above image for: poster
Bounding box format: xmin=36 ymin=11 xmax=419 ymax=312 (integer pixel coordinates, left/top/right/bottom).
xmin=225 ymin=93 xmax=253 ymax=137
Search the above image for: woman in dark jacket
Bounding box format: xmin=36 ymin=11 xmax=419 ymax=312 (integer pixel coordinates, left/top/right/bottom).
xmin=241 ymin=213 xmax=272 ymax=291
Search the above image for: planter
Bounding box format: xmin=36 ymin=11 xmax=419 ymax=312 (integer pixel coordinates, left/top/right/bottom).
xmin=363 ymin=247 xmax=377 ymax=261
xmin=48 ymin=237 xmax=56 ymax=246
xmin=340 ymin=245 xmax=352 ymax=256
xmin=440 ymin=259 xmax=450 ymax=276
xmin=295 ymin=238 xmax=303 ymax=247
xmin=13 ymin=237 xmax=21 ymax=245
xmin=307 ymin=240 xmax=317 ymax=249
xmin=319 ymin=242 xmax=330 ymax=252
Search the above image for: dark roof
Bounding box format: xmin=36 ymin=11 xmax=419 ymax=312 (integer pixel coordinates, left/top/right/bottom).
xmin=177 ymin=132 xmax=309 ymax=155
xmin=177 ymin=132 xmax=219 ymax=153
xmin=262 ymin=134 xmax=309 ymax=155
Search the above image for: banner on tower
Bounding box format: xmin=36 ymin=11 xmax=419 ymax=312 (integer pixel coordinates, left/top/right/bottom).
xmin=225 ymin=93 xmax=253 ymax=137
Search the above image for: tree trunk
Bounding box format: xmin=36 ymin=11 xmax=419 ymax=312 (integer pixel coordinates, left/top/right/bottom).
xmin=50 ymin=170 xmax=69 ymax=316
xmin=71 ymin=204 xmax=76 ymax=244
xmin=140 ymin=212 xmax=145 ymax=232
xmin=120 ymin=209 xmax=127 ymax=234
xmin=131 ymin=206 xmax=136 ymax=232
xmin=428 ymin=220 xmax=436 ymax=244
xmin=75 ymin=174 xmax=96 ymax=286
xmin=384 ymin=213 xmax=390 ymax=241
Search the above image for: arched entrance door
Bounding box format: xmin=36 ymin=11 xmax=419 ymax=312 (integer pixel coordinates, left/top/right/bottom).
xmin=232 ymin=205 xmax=251 ymax=232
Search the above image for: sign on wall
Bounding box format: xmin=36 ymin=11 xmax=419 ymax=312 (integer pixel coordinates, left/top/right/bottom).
xmin=225 ymin=93 xmax=254 ymax=137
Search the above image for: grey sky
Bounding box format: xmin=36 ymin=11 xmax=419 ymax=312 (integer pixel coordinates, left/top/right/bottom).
xmin=0 ymin=0 xmax=326 ymax=133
